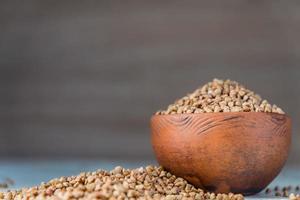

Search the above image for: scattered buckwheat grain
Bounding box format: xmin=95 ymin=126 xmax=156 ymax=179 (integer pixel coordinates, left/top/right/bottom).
xmin=156 ymin=79 xmax=284 ymax=115
xmin=290 ymin=193 xmax=300 ymax=200
xmin=0 ymin=166 xmax=244 ymax=200
xmin=265 ymin=186 xmax=300 ymax=198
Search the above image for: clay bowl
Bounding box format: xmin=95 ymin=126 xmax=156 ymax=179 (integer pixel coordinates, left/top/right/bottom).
xmin=151 ymin=112 xmax=291 ymax=195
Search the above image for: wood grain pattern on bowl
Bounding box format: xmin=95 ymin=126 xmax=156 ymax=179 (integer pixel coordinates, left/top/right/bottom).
xmin=150 ymin=112 xmax=291 ymax=195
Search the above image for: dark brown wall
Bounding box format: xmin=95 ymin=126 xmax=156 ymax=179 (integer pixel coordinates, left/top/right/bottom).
xmin=0 ymin=1 xmax=299 ymax=162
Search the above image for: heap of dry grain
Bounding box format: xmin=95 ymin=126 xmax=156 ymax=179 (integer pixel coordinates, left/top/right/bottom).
xmin=1 ymin=166 xmax=244 ymax=200
xmin=156 ymin=79 xmax=284 ymax=115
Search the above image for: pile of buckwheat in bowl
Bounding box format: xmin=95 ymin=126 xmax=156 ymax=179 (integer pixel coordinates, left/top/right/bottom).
xmin=1 ymin=166 xmax=244 ymax=200
xmin=156 ymin=79 xmax=284 ymax=115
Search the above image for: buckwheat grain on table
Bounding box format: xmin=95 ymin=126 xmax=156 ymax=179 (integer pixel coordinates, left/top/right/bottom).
xmin=0 ymin=166 xmax=244 ymax=200
xmin=264 ymin=186 xmax=300 ymax=200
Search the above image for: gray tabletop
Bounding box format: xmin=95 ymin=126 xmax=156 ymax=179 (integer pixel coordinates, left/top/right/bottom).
xmin=0 ymin=160 xmax=298 ymax=200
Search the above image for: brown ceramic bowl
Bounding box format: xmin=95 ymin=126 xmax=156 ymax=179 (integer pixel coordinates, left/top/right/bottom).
xmin=151 ymin=112 xmax=291 ymax=195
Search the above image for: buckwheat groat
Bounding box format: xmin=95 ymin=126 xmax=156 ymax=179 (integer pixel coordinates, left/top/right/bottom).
xmin=156 ymin=79 xmax=284 ymax=115
xmin=290 ymin=193 xmax=300 ymax=200
xmin=1 ymin=166 xmax=244 ymax=200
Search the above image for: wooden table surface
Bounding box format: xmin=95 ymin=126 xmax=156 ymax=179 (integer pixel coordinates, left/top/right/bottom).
xmin=0 ymin=160 xmax=298 ymax=200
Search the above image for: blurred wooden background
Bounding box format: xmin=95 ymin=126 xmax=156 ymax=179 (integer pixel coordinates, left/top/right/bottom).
xmin=0 ymin=1 xmax=299 ymax=163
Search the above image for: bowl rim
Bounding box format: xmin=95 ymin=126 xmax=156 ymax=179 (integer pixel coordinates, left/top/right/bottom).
xmin=151 ymin=111 xmax=290 ymax=120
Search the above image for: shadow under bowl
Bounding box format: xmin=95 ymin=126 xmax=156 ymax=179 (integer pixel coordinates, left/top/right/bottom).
xmin=151 ymin=112 xmax=291 ymax=195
